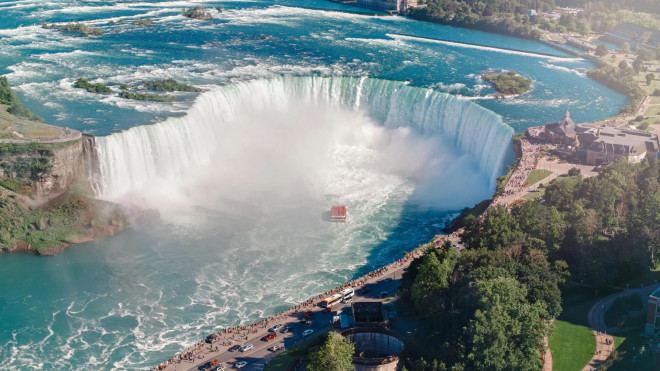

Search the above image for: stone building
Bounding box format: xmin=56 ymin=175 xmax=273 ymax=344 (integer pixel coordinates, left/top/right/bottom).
xmin=585 ymin=127 xmax=659 ymax=166
xmin=544 ymin=110 xmax=579 ymax=147
xmin=646 ymin=287 xmax=660 ymax=335
xmin=544 ymin=112 xmax=660 ymax=166
xmin=603 ymin=22 xmax=660 ymax=50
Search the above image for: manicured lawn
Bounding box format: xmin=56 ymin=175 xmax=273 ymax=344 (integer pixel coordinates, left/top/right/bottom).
xmin=651 ymin=97 xmax=660 ymax=105
xmin=525 ymin=169 xmax=552 ymax=185
xmin=549 ymin=286 xmax=607 ymax=371
xmin=550 ymin=319 xmax=595 ymax=371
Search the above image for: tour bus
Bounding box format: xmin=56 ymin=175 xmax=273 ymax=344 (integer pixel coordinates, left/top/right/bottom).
xmin=340 ymin=288 xmax=354 ymax=303
xmin=320 ymin=294 xmax=343 ymax=308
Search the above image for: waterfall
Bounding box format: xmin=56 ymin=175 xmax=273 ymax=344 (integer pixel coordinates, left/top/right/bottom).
xmin=89 ymin=76 xmax=513 ymax=202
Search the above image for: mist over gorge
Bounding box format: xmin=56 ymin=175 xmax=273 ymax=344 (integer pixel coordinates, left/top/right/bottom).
xmin=89 ymin=76 xmax=513 ymax=222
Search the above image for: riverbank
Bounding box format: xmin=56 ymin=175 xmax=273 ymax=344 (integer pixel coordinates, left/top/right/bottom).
xmin=154 ymin=245 xmax=429 ymax=371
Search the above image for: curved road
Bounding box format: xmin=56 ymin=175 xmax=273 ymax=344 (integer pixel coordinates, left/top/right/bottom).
xmin=582 ymin=283 xmax=660 ymax=371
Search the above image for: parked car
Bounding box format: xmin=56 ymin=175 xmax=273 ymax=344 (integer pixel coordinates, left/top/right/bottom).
xmin=298 ymin=320 xmax=309 ymax=326
xmin=280 ymin=326 xmax=291 ymax=333
xmin=269 ymin=324 xmax=283 ymax=332
xmin=378 ymin=291 xmax=389 ymax=298
xmin=268 ymin=344 xmax=282 ymax=351
xmin=228 ymin=345 xmax=241 ymax=352
xmin=198 ymin=361 xmax=212 ymax=370
xmin=235 ymin=361 xmax=248 ymax=369
xmin=382 ymin=277 xmax=392 ymax=283
xmin=239 ymin=344 xmax=254 ymax=352
xmin=212 ymin=365 xmax=225 ymax=371
xmin=303 ymin=311 xmax=314 ymax=319
xmin=263 ymin=332 xmax=277 ymax=341
xmin=302 ymin=329 xmax=314 ymax=337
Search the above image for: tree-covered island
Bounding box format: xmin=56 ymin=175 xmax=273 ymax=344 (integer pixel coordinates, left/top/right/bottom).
xmin=482 ymin=71 xmax=532 ymax=95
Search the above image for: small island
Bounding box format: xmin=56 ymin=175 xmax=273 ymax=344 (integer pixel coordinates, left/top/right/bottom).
xmin=42 ymin=22 xmax=105 ymax=37
xmin=482 ymin=70 xmax=532 ymax=96
xmin=73 ymin=77 xmax=204 ymax=102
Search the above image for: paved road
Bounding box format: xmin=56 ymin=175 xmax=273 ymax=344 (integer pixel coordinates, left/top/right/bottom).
xmin=582 ymin=283 xmax=660 ymax=371
xmin=159 ymin=252 xmax=417 ymax=371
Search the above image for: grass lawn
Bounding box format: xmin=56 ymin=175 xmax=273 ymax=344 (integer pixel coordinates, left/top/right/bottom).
xmin=525 ymin=169 xmax=552 ymax=185
xmin=651 ymin=97 xmax=660 ymax=105
xmin=646 ymin=105 xmax=660 ymax=116
xmin=264 ymin=331 xmax=326 ymax=371
xmin=523 ymin=188 xmax=545 ymax=201
xmin=549 ymin=286 xmax=613 ymax=371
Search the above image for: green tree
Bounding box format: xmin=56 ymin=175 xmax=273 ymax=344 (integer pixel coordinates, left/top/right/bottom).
xmin=308 ymin=332 xmax=355 ymax=371
xmin=646 ymin=73 xmax=655 ymax=85
xmin=622 ymin=42 xmax=630 ymax=55
xmin=411 ymin=250 xmax=457 ymax=317
xmin=464 ymin=277 xmax=545 ymax=371
xmin=595 ymin=44 xmax=609 ymax=57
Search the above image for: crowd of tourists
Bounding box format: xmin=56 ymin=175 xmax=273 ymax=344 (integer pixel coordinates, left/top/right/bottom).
xmin=154 ymin=245 xmax=427 ymax=370
xmin=492 ymin=127 xmax=544 ymax=208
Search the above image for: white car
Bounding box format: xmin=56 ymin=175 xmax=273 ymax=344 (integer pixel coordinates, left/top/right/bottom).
xmin=302 ymin=329 xmax=314 ymax=337
xmin=239 ymin=344 xmax=253 ymax=352
xmin=269 ymin=324 xmax=283 ymax=332
xmin=235 ymin=360 xmax=248 ymax=369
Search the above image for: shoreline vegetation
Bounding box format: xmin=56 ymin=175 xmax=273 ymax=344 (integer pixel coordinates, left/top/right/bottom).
xmin=408 ymin=0 xmax=660 ymax=42
xmin=73 ymin=78 xmax=202 ymax=102
xmin=482 ymin=70 xmax=532 ymax=96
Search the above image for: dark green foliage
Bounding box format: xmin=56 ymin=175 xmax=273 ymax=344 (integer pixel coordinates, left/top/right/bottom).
xmin=307 ymin=332 xmax=354 ymax=371
xmin=118 ymin=91 xmax=176 ymax=102
xmin=482 ymin=71 xmax=532 ymax=95
xmin=587 ymin=65 xmax=645 ymax=115
xmin=142 ymin=78 xmax=201 ymax=92
xmin=465 ymin=160 xmax=660 ymax=287
xmin=74 ymin=78 xmax=112 ymax=94
xmin=595 ymin=44 xmax=609 ymax=57
xmin=646 ymin=73 xmax=655 ymax=85
xmin=410 ymin=1 xmax=659 ymax=41
xmin=0 ymin=76 xmax=42 ymax=121
xmin=400 ymin=242 xmax=565 ymax=369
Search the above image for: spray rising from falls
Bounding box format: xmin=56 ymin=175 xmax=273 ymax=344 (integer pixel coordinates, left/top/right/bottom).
xmin=89 ymin=76 xmax=513 ymax=212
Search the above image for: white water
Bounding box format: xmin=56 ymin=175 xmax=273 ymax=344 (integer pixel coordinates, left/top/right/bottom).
xmin=90 ymin=76 xmax=513 ymax=216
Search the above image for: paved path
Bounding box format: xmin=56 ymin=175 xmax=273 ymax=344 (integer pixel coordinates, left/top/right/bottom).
xmin=582 ymin=283 xmax=660 ymax=370
xmin=155 ymin=249 xmax=425 ymax=371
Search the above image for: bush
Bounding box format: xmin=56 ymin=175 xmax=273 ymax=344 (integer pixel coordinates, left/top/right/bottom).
xmin=118 ymin=91 xmax=176 ymax=102
xmin=74 ymin=78 xmax=112 ymax=94
xmin=568 ymin=167 xmax=581 ymax=177
xmin=0 ymin=77 xmax=42 ymax=121
xmin=142 ymin=79 xmax=200 ymax=92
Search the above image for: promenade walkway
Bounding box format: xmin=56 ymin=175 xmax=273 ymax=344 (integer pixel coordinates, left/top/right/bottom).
xmin=155 ymin=249 xmax=427 ymax=371
xmin=583 ymin=283 xmax=660 ymax=370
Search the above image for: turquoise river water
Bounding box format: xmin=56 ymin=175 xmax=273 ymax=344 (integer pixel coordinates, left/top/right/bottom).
xmin=0 ymin=0 xmax=626 ymax=369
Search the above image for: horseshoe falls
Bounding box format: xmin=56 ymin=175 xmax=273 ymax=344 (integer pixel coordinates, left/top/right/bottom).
xmin=90 ymin=76 xmax=513 ymax=211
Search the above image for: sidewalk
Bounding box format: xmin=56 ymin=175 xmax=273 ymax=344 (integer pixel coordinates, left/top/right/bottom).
xmin=582 ymin=283 xmax=660 ymax=370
